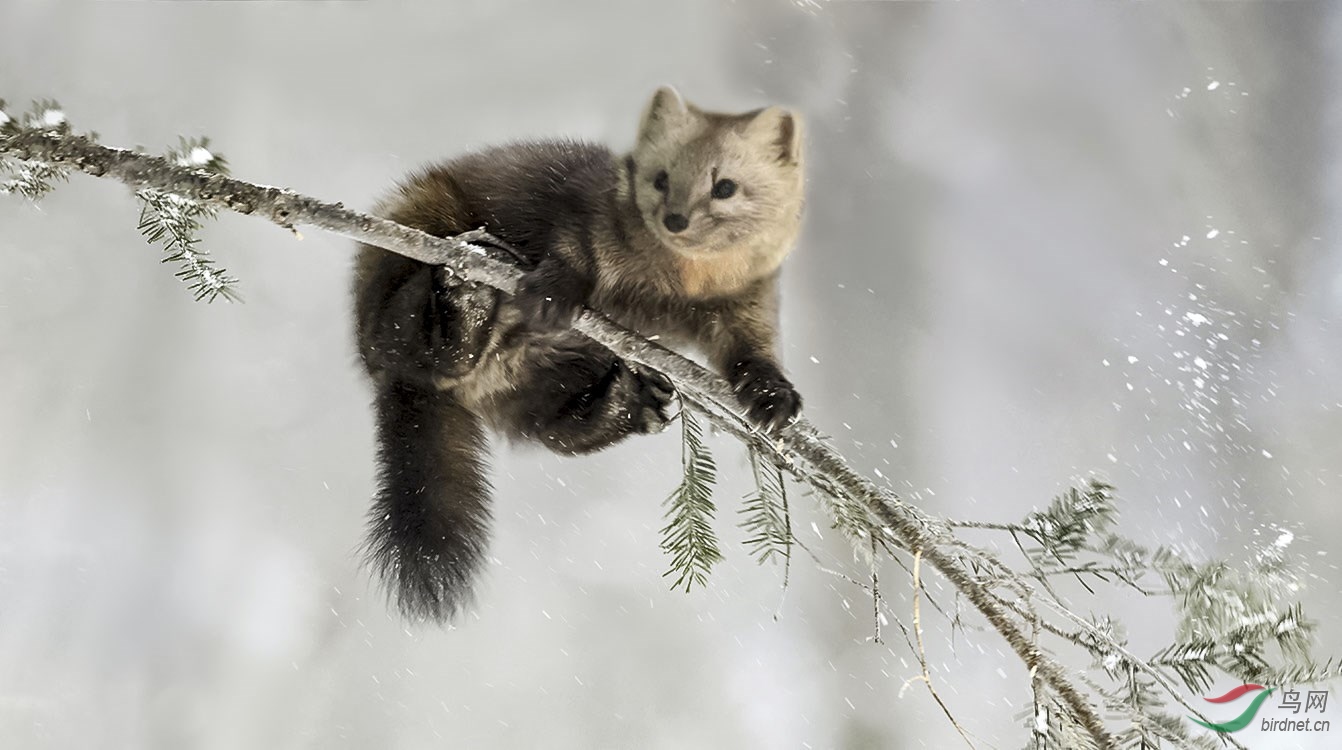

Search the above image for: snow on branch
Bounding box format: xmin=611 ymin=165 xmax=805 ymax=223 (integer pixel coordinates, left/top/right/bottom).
xmin=5 ymin=102 xmax=1335 ymax=750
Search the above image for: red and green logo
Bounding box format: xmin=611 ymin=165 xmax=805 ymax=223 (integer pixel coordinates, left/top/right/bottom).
xmin=1191 ymin=684 xmax=1275 ymax=733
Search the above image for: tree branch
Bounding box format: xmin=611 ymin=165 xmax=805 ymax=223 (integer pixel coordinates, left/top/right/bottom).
xmin=1 ymin=127 xmax=1114 ymax=747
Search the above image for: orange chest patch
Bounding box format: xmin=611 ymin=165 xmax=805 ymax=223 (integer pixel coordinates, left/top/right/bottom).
xmin=676 ymin=249 xmax=773 ymax=298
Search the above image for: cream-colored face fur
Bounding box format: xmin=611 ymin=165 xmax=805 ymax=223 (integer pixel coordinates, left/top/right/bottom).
xmin=631 ymin=87 xmax=804 ymax=255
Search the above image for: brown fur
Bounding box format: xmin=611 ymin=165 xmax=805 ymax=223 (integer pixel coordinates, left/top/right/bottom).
xmin=352 ymin=87 xmax=805 ymax=621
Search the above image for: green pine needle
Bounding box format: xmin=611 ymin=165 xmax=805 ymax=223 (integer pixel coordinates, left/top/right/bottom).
xmin=813 ymin=476 xmax=878 ymax=548
xmin=739 ymin=446 xmax=792 ymax=569
xmin=137 ymin=189 xmax=239 ymax=302
xmin=1020 ymin=481 xmax=1117 ymax=568
xmin=134 ymin=137 xmax=237 ymax=302
xmin=659 ymin=408 xmax=723 ymax=592
xmin=0 ymin=156 xmax=69 ymax=200
xmin=0 ymin=100 xmax=71 ymax=200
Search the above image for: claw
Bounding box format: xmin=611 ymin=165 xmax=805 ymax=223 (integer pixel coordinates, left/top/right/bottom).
xmin=629 ymin=364 xmax=678 ymax=434
xmin=731 ymin=360 xmax=802 ymax=433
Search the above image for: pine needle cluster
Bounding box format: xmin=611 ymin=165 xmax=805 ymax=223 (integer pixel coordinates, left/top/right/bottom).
xmin=0 ymin=99 xmax=73 ymax=200
xmin=659 ymin=409 xmax=723 ymax=592
xmin=1 ymin=102 xmax=237 ymax=302
xmin=136 ymin=137 xmax=237 ymax=302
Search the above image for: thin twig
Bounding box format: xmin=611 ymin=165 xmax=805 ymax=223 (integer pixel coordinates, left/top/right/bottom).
xmin=870 ymin=536 xmax=883 ymax=644
xmin=778 ymin=462 xmax=793 ymax=619
xmin=908 ymin=548 xmax=977 ymax=749
xmin=794 ymin=537 xmax=925 ymax=669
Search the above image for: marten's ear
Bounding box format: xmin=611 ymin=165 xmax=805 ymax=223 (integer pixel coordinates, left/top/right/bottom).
xmin=638 ymin=86 xmax=693 ymax=145
xmin=744 ymin=106 xmax=803 ymax=166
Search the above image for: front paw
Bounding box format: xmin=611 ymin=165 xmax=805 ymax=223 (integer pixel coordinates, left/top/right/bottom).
xmin=731 ymin=359 xmax=802 ymax=432
xmin=628 ymin=364 xmax=677 ymax=434
xmin=514 ymin=269 xmax=585 ymax=332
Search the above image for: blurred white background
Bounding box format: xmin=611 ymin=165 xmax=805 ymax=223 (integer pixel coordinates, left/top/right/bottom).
xmin=1 ymin=1 xmax=1339 ymax=748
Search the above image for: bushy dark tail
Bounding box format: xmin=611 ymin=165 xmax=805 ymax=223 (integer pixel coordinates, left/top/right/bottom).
xmin=365 ymin=380 xmax=491 ymax=622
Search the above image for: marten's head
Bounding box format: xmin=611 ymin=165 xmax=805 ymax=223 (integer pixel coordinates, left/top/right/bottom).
xmin=628 ymin=87 xmax=804 ymax=259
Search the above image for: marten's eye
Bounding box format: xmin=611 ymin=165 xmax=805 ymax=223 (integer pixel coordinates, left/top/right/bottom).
xmin=653 ymin=170 xmax=669 ymax=192
xmin=711 ymin=178 xmax=737 ymax=200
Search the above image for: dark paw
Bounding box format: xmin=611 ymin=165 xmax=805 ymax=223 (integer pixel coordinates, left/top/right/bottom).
xmin=629 ymin=364 xmax=676 ymax=434
xmin=731 ymin=359 xmax=801 ymax=432
xmin=514 ymin=269 xmax=585 ymax=332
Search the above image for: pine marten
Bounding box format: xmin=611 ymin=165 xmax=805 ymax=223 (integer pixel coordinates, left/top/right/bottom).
xmin=352 ymin=87 xmax=805 ymax=621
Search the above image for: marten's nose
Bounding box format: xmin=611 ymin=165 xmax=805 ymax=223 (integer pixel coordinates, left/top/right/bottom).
xmin=663 ymin=213 xmax=689 ymax=233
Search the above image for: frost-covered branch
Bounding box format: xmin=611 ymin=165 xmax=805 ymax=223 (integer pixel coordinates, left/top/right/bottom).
xmin=1 ymin=109 xmax=1116 ymax=746
xmin=6 ymin=103 xmax=1335 ymax=749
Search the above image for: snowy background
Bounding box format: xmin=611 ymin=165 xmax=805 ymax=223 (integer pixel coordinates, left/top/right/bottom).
xmin=2 ymin=1 xmax=1339 ymax=748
